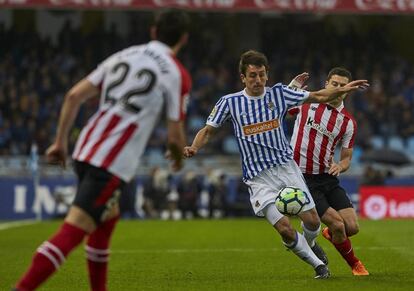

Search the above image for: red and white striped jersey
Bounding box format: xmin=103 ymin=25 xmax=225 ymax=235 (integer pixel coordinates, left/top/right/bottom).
xmin=72 ymin=41 xmax=191 ymax=182
xmin=290 ymin=103 xmax=357 ymax=175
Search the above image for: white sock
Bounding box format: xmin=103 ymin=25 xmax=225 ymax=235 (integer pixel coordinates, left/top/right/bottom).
xmin=301 ymin=221 xmax=320 ymax=248
xmin=284 ymin=231 xmax=323 ymax=269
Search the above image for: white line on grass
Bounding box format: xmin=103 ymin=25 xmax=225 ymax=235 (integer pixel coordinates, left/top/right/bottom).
xmin=112 ymin=246 xmax=408 ymax=254
xmin=0 ymin=220 xmax=38 ymax=231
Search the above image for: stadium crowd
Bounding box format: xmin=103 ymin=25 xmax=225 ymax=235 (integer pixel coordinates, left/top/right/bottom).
xmin=1 ymin=16 xmax=414 ymax=159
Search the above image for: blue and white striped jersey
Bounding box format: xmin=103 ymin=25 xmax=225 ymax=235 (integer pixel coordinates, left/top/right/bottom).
xmin=207 ymin=83 xmax=309 ymax=181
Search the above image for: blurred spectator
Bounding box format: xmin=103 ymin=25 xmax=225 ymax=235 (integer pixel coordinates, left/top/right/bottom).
xmin=360 ymin=165 xmax=385 ymax=186
xmin=207 ymin=170 xmax=228 ymax=218
xmin=142 ymin=167 xmax=172 ymax=219
xmin=177 ymin=170 xmax=202 ymax=219
xmin=228 ymin=178 xmax=252 ymax=217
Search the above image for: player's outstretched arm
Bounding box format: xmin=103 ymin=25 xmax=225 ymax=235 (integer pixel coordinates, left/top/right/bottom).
xmin=183 ymin=125 xmax=217 ymax=158
xmin=46 ymin=79 xmax=99 ymax=168
xmin=305 ymin=79 xmax=369 ymax=104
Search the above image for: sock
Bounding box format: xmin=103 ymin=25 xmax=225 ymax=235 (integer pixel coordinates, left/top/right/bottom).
xmin=284 ymin=231 xmax=323 ymax=269
xmin=86 ymin=216 xmax=119 ymax=291
xmin=16 ymin=222 xmax=86 ymax=290
xmin=332 ymin=238 xmax=359 ymax=267
xmin=301 ymin=221 xmax=320 ymax=248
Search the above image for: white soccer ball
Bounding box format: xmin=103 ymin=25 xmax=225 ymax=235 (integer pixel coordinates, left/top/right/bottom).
xmin=275 ymin=186 xmax=309 ymax=216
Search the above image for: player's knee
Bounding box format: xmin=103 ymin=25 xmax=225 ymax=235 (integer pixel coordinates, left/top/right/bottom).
xmin=330 ymin=219 xmax=346 ymax=235
xmin=346 ymin=222 xmax=359 ymax=237
xmin=302 ymin=208 xmax=321 ymax=230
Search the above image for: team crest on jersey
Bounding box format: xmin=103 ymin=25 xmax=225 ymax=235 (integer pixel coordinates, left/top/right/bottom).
xmin=267 ymin=102 xmax=276 ymax=111
xmin=255 ymin=200 xmax=260 ymax=208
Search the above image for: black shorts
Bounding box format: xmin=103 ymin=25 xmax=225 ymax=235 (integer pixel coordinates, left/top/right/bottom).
xmin=303 ymin=173 xmax=353 ymax=217
xmin=73 ymin=161 xmax=126 ymax=225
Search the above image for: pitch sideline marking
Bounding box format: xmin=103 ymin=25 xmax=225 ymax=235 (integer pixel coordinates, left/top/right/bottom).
xmin=0 ymin=220 xmax=38 ymax=231
xmin=111 ymin=246 xmax=409 ymax=254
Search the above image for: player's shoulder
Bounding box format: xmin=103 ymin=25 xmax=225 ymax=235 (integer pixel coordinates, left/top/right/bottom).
xmin=341 ymin=107 xmax=357 ymax=124
xmin=223 ymin=90 xmax=244 ymax=100
xmin=99 ymin=44 xmax=144 ymax=66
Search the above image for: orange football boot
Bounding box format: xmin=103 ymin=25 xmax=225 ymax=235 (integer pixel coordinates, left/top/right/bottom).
xmin=352 ymin=261 xmax=369 ymax=276
xmin=322 ymin=227 xmax=332 ymax=242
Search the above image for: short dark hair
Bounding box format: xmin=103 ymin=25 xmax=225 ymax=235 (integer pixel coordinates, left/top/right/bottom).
xmin=155 ymin=9 xmax=190 ymax=46
xmin=239 ymin=50 xmax=269 ymax=75
xmin=327 ymin=67 xmax=352 ymax=82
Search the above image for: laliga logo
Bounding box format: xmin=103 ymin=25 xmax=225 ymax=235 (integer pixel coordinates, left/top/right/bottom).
xmin=364 ymin=195 xmax=387 ymax=220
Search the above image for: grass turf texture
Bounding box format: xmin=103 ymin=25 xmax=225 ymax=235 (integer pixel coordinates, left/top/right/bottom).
xmin=1 ymin=219 xmax=413 ymax=290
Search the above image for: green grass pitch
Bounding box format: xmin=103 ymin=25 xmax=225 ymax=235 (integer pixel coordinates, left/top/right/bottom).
xmin=1 ymin=218 xmax=413 ymax=290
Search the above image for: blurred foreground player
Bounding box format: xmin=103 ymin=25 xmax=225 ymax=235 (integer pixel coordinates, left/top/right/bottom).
xmin=289 ymin=67 xmax=369 ymax=276
xmin=14 ymin=9 xmax=191 ymax=291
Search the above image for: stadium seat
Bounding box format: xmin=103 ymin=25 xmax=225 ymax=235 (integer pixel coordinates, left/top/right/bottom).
xmin=407 ymin=136 xmax=414 ymax=161
xmin=370 ymin=135 xmax=385 ymax=149
xmin=407 ymin=136 xmax=414 ymax=151
xmin=223 ymin=137 xmax=239 ymax=154
xmin=388 ymin=136 xmax=405 ymax=151
xmin=351 ymin=146 xmax=362 ymax=166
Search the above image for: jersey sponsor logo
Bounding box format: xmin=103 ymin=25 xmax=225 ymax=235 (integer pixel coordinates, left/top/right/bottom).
xmin=242 ymin=119 xmax=279 ymax=136
xmin=306 ymin=117 xmax=334 ymax=139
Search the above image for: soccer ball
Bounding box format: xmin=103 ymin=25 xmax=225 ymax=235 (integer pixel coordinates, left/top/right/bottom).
xmin=275 ymin=186 xmax=309 ymax=216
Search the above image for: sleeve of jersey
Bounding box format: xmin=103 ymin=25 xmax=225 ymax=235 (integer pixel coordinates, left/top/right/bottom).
xmin=86 ymin=62 xmax=106 ymax=87
xmin=166 ymin=64 xmax=192 ymax=122
xmin=342 ymin=118 xmax=357 ymax=148
xmin=206 ymin=97 xmax=230 ymax=128
xmin=281 ymin=85 xmax=310 ymax=108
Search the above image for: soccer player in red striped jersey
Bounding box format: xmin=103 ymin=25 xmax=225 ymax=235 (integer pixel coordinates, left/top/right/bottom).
xmin=184 ymin=51 xmax=369 ymax=279
xmin=289 ymin=67 xmax=369 ymax=276
xmin=14 ymin=9 xmax=191 ymax=291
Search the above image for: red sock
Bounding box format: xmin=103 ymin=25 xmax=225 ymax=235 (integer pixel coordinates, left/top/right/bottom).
xmin=86 ymin=216 xmax=119 ymax=291
xmin=333 ymin=238 xmax=359 ymax=267
xmin=16 ymin=222 xmax=86 ymax=291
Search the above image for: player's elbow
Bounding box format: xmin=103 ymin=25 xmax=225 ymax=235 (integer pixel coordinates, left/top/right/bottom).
xmin=64 ymin=89 xmax=86 ymax=106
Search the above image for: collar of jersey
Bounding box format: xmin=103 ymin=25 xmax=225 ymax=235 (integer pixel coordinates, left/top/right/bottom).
xmin=243 ymin=88 xmax=266 ymax=99
xmin=148 ymin=40 xmax=173 ymax=54
xmin=330 ymin=102 xmax=344 ymax=112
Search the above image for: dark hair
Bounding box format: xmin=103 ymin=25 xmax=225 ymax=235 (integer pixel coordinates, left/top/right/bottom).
xmin=239 ymin=50 xmax=269 ymax=75
xmin=155 ymin=9 xmax=190 ymax=47
xmin=327 ymin=67 xmax=352 ymax=82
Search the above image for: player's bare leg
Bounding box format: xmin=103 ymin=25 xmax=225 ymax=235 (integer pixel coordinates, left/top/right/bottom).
xmin=338 ymin=208 xmax=359 ymax=237
xmin=322 ymin=207 xmax=369 ymax=276
xmin=263 ymin=204 xmax=329 ymax=279
xmin=298 ymin=208 xmax=328 ymax=265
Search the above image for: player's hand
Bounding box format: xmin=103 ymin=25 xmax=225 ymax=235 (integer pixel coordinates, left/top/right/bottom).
xmin=183 ymin=146 xmax=198 ymax=158
xmin=46 ymin=142 xmax=67 ymax=168
xmin=328 ymin=157 xmax=342 ymax=177
xmin=342 ymin=80 xmax=370 ymax=92
xmin=288 ymin=72 xmax=309 ymax=90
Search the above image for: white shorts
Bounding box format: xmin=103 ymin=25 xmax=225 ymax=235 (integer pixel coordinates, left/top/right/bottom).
xmin=244 ymin=159 xmax=315 ymax=217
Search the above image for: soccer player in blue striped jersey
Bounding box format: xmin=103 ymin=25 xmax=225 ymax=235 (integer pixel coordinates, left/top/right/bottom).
xmin=184 ymin=50 xmax=369 ymax=279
